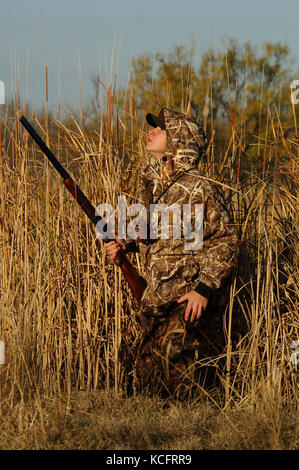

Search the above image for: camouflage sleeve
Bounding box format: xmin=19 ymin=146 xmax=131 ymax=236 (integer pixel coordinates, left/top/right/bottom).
xmin=192 ymin=188 xmax=239 ymax=299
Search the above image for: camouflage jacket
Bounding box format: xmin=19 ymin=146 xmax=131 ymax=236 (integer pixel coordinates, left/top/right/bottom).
xmin=128 ymin=108 xmax=238 ymax=313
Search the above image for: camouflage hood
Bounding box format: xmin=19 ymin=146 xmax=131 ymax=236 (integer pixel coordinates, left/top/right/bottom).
xmin=141 ymin=108 xmax=208 ymax=202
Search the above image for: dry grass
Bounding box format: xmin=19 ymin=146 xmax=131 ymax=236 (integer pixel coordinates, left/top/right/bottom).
xmin=0 ymin=53 xmax=298 ymax=450
xmin=0 ymin=390 xmax=297 ymax=450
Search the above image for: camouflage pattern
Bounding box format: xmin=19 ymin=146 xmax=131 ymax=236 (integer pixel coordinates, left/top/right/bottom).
xmin=134 ymin=298 xmax=227 ymax=395
xmin=129 ymin=108 xmax=238 ymax=394
xmin=135 ymin=301 xmax=199 ymax=395
xmin=137 ymin=108 xmax=238 ymax=312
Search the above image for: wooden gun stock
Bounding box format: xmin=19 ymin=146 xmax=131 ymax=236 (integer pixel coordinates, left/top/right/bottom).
xmin=20 ymin=115 xmax=147 ymax=305
xmin=115 ymin=256 xmax=147 ymax=305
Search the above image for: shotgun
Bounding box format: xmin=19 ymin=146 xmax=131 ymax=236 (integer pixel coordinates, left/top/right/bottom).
xmin=19 ymin=115 xmax=147 ymax=304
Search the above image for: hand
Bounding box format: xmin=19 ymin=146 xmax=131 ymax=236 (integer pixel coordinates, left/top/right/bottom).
xmin=104 ymin=232 xmax=127 ymax=263
xmin=177 ymin=290 xmax=208 ymax=322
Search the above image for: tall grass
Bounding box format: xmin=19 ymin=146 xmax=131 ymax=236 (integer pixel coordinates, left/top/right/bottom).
xmin=0 ymin=49 xmax=298 ymax=449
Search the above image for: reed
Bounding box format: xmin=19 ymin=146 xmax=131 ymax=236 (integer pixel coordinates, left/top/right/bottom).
xmin=0 ymin=44 xmax=297 ymax=449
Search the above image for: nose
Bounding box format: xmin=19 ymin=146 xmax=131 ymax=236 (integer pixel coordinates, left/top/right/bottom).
xmin=149 ymin=127 xmax=161 ymax=136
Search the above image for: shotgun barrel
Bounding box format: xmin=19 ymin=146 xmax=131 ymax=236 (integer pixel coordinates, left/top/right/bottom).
xmin=20 ymin=116 xmax=99 ymax=226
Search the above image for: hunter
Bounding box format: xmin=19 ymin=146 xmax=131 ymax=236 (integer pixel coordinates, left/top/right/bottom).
xmin=105 ymin=107 xmax=238 ymax=396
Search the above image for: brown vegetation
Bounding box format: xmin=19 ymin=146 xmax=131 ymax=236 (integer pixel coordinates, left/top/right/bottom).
xmin=0 ymin=38 xmax=298 ymax=449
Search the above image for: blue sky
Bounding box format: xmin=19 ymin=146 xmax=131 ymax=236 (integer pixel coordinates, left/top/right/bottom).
xmin=1 ymin=0 xmax=298 ymax=115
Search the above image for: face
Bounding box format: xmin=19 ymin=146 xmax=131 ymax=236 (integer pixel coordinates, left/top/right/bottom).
xmin=146 ymin=127 xmax=167 ymax=158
